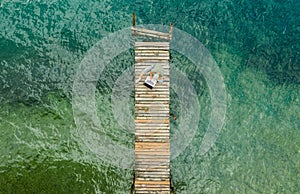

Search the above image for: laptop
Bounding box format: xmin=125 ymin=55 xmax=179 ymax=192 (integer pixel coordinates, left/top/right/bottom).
xmin=144 ymin=76 xmax=157 ymax=89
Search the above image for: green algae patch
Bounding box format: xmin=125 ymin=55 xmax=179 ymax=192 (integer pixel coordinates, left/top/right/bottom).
xmin=0 ymin=159 xmax=125 ymax=194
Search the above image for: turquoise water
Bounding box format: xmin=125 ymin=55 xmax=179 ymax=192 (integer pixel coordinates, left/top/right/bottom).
xmin=0 ymin=0 xmax=299 ymax=193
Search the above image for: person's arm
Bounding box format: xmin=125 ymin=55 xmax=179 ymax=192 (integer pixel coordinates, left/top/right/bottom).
xmin=157 ymin=78 xmax=164 ymax=83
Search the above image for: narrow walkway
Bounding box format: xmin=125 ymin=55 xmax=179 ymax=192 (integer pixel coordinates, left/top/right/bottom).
xmin=132 ymin=14 xmax=173 ymax=194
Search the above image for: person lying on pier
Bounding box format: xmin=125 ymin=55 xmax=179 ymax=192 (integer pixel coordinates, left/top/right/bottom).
xmin=135 ymin=64 xmax=164 ymax=88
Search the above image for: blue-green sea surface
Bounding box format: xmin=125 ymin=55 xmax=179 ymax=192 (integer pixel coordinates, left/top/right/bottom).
xmin=0 ymin=0 xmax=299 ymax=193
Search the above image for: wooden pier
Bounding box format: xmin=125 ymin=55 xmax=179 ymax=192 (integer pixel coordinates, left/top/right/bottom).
xmin=131 ymin=14 xmax=174 ymax=194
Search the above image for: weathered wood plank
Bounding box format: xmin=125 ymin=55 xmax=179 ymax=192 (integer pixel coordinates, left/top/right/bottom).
xmin=135 ymin=114 xmax=170 ymax=118
xmin=135 ymin=94 xmax=169 ymax=98
xmin=134 ymin=31 xmax=170 ymax=40
xmin=135 ymin=67 xmax=170 ymax=71
xmin=132 ymin=27 xmax=170 ymax=37
xmin=135 ymin=119 xmax=169 ymax=123
xmin=135 ymin=42 xmax=169 ymax=46
xmin=135 ymin=180 xmax=170 ymax=185
xmin=135 ymin=64 xmax=169 ymax=68
xmin=135 ymin=142 xmax=169 ymax=147
xmin=135 ymin=47 xmax=169 ymax=51
xmin=135 ymin=130 xmax=170 ymax=134
xmin=134 ymin=87 xmax=169 ymax=91
xmin=135 ymin=53 xmax=169 ymax=57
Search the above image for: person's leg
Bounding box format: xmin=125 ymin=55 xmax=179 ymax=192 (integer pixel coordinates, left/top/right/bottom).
xmin=152 ymin=73 xmax=159 ymax=81
xmin=135 ymin=73 xmax=143 ymax=84
xmin=142 ymin=65 xmax=154 ymax=73
xmin=136 ymin=65 xmax=154 ymax=84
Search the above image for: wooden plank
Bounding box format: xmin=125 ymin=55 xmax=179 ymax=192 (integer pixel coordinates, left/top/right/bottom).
xmin=135 ymin=61 xmax=169 ymax=65
xmin=135 ymin=53 xmax=169 ymax=57
xmin=135 ymin=134 xmax=170 ymax=137
xmin=135 ymin=59 xmax=169 ymax=63
xmin=135 ymin=62 xmax=169 ymax=66
xmin=135 ymin=148 xmax=169 ymax=151
xmin=135 ymin=130 xmax=170 ymax=133
xmin=134 ymin=50 xmax=169 ymax=55
xmin=134 ymin=88 xmax=169 ymax=91
xmin=135 ymin=55 xmax=169 ymax=59
xmin=135 ymin=114 xmax=170 ymax=118
xmin=136 ymin=171 xmax=170 ymax=176
xmin=135 ymin=135 xmax=170 ymax=139
xmin=135 ymin=108 xmax=169 ymax=111
xmin=135 ymin=113 xmax=170 ymax=117
xmin=132 ymin=30 xmax=171 ymax=40
xmin=135 ymin=180 xmax=170 ymax=185
xmin=135 ymin=149 xmax=170 ymax=153
xmin=134 ymin=89 xmax=169 ymax=93
xmin=135 ymin=66 xmax=169 ymax=70
xmin=133 ymin=29 xmax=169 ymax=37
xmin=135 ymin=138 xmax=169 ymax=142
xmin=135 ymin=185 xmax=169 ymax=189
xmin=135 ymin=177 xmax=169 ymax=181
xmin=135 ymin=156 xmax=170 ymax=160
xmin=135 ymin=131 xmax=170 ymax=135
xmin=135 ymin=188 xmax=170 ymax=192
xmin=135 ymin=31 xmax=170 ymax=40
xmin=135 ymin=122 xmax=169 ymax=125
xmin=135 ymin=119 xmax=169 ymax=123
xmin=135 ymin=104 xmax=169 ymax=108
xmin=135 ymin=49 xmax=169 ymax=53
xmin=135 ymin=112 xmax=170 ymax=116
xmin=135 ymin=139 xmax=169 ymax=143
xmin=135 ymin=159 xmax=169 ymax=163
xmin=136 ymin=175 xmax=170 ymax=179
xmin=135 ymin=132 xmax=170 ymax=136
xmin=135 ymin=187 xmax=170 ymax=190
xmin=135 ymin=163 xmax=170 ymax=168
xmin=135 ymin=107 xmax=169 ymax=111
xmin=134 ymin=73 xmax=169 ymax=77
xmin=135 ymin=142 xmax=169 ymax=147
xmin=135 ymin=46 xmax=169 ymax=50
xmin=135 ymin=190 xmax=170 ymax=193
xmin=135 ymin=107 xmax=169 ymax=110
xmin=135 ymin=147 xmax=170 ymax=151
xmin=135 ymin=156 xmax=169 ymax=160
xmin=135 ymin=102 xmax=169 ymax=106
xmin=135 ymin=69 xmax=169 ymax=73
xmin=135 ymin=138 xmax=170 ymax=142
xmin=132 ymin=27 xmax=170 ymax=37
xmin=135 ymin=93 xmax=169 ymax=97
xmin=135 ymin=105 xmax=169 ymax=109
xmin=135 ymin=166 xmax=170 ymax=170
xmin=135 ymin=130 xmax=170 ymax=134
xmin=135 ymin=42 xmax=169 ymax=46
xmin=135 ymin=51 xmax=169 ymax=55
xmin=135 ymin=83 xmax=170 ymax=87
xmin=135 ymin=111 xmax=170 ymax=114
xmin=135 ymin=91 xmax=170 ymax=95
xmin=135 ymin=98 xmax=170 ymax=102
xmin=135 ymin=151 xmax=170 ymax=155
xmin=135 ymin=164 xmax=170 ymax=168
xmin=135 ymin=62 xmax=169 ymax=67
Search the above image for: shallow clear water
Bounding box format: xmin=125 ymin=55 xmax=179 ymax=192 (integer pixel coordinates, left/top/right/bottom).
xmin=0 ymin=0 xmax=299 ymax=193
